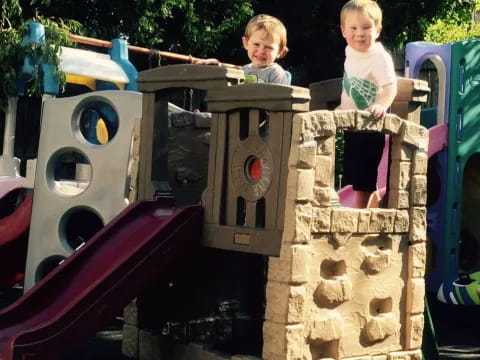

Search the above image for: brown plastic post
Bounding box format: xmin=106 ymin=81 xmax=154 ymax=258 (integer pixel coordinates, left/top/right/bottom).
xmin=136 ymin=64 xmax=244 ymax=201
xmin=202 ymin=84 xmax=310 ymax=256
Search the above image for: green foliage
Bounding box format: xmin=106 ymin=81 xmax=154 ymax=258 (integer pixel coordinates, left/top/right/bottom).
xmin=1 ymin=0 xmax=21 ymax=27
xmin=1 ymin=0 xmax=253 ymax=110
xmin=0 ymin=0 xmax=473 ymax=106
xmin=373 ymin=0 xmax=458 ymax=47
xmin=425 ymin=21 xmax=480 ymax=43
xmin=424 ymin=0 xmax=480 ymax=43
xmin=21 ymin=0 xmax=253 ymax=58
xmin=0 ymin=7 xmax=79 ymax=110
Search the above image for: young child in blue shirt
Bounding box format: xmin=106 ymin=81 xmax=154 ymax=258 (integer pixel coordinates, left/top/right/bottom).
xmin=195 ymin=14 xmax=290 ymax=85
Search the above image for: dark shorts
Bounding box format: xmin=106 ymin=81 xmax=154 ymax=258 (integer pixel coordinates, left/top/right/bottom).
xmin=343 ymin=131 xmax=385 ymax=192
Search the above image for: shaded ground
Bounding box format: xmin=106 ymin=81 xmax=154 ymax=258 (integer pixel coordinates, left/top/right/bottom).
xmin=428 ymin=293 xmax=480 ymax=360
xmin=62 ymin=326 xmax=129 ymax=360
xmin=2 ymin=288 xmax=480 ymax=359
xmin=0 ymin=286 xmax=128 ymax=360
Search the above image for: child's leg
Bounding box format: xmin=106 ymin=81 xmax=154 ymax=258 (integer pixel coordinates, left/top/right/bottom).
xmin=344 ymin=132 xmax=385 ymax=209
xmin=354 ymin=190 xmax=371 ymax=208
xmin=366 ymin=189 xmax=381 ymax=208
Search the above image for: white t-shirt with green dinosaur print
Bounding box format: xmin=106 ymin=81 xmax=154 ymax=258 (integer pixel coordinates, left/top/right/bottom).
xmin=340 ymin=42 xmax=396 ymax=111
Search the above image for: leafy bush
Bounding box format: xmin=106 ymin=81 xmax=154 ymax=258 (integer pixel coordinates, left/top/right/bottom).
xmin=424 ymin=0 xmax=480 ymax=43
xmin=0 ymin=16 xmax=79 ymax=111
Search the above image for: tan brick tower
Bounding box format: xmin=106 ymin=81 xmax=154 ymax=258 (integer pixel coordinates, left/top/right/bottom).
xmin=262 ymin=109 xmax=429 ymax=360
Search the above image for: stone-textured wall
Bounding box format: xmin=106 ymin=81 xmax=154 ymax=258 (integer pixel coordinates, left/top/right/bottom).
xmin=263 ymin=110 xmax=428 ymax=360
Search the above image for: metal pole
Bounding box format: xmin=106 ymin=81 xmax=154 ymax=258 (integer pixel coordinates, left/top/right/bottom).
xmin=3 ymin=97 xmax=18 ymax=157
xmin=68 ymin=34 xmax=240 ymax=68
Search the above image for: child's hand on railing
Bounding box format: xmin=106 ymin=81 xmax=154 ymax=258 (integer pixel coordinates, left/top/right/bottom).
xmin=367 ymin=103 xmax=386 ymax=120
xmin=192 ymin=58 xmax=221 ymax=66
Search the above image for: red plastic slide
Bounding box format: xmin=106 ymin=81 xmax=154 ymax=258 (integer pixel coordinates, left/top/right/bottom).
xmin=0 ymin=191 xmax=33 ymax=288
xmin=0 ymin=197 xmax=203 ymax=360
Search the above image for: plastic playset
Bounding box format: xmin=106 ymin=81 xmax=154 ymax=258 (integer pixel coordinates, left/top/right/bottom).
xmin=0 ymin=20 xmax=479 ymax=360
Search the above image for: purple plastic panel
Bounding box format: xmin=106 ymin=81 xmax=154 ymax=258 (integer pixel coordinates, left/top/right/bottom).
xmin=0 ymin=197 xmax=203 ymax=360
xmin=405 ymin=41 xmax=452 ymax=124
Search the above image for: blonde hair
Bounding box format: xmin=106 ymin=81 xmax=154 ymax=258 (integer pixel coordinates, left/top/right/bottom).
xmin=244 ymin=14 xmax=289 ymax=58
xmin=340 ymin=0 xmax=383 ymax=29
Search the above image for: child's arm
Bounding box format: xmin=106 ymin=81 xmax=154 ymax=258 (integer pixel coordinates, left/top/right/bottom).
xmin=368 ymin=82 xmax=397 ymax=119
xmin=192 ymin=58 xmax=221 ymax=66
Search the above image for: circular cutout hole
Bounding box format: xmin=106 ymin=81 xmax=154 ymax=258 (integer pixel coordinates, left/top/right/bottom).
xmin=59 ymin=207 xmax=104 ymax=251
xmin=35 ymin=255 xmax=67 ymax=283
xmin=46 ymin=149 xmax=92 ymax=197
xmin=245 ymin=156 xmax=262 ymax=182
xmin=76 ymin=100 xmax=118 ymax=145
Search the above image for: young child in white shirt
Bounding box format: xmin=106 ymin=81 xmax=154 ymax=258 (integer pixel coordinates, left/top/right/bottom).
xmin=339 ymin=0 xmax=397 ymax=208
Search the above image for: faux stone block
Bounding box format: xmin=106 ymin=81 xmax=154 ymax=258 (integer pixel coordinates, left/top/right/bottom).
xmin=315 ymin=155 xmax=333 ymax=187
xmin=408 ymin=242 xmax=426 ymax=279
xmin=368 ymin=209 xmax=396 ymax=233
xmin=363 ymin=313 xmax=398 ymax=342
xmin=383 ymin=114 xmax=403 ymax=134
xmin=302 ymin=111 xmax=336 ymax=137
xmin=405 ymin=314 xmax=424 ymax=350
xmin=406 ymin=279 xmax=425 ymax=314
xmin=388 ymin=189 xmax=409 ymax=209
xmin=410 ymin=175 xmax=427 ymax=206
xmin=409 ymin=207 xmax=426 ymax=243
xmin=394 ymin=210 xmax=409 ymax=233
xmin=317 ymin=136 xmax=335 ymax=156
xmin=309 ymin=312 xmax=344 ymax=342
xmin=389 ymin=161 xmax=411 ymax=190
xmin=363 ymin=249 xmax=392 ymax=274
xmin=313 ymin=186 xmax=333 ymax=207
xmin=265 ymin=282 xmax=306 ymax=323
xmin=333 ymin=110 xmax=356 ymax=129
xmin=294 ymin=203 xmax=312 ymax=244
xmin=314 ymin=277 xmax=352 ymax=306
xmin=331 ymin=208 xmax=359 ymax=233
xmin=391 ymin=137 xmax=413 ymax=161
xmin=296 ymin=169 xmax=315 ymax=201
xmin=357 ymin=210 xmax=371 ymax=233
xmin=356 ymin=110 xmax=384 ymax=132
xmin=401 ymin=121 xmax=429 ymax=151
xmin=262 ymin=322 xmax=304 ymax=360
xmin=298 ymin=141 xmax=317 ymax=169
xmin=268 ymin=244 xmax=310 ymax=284
xmin=311 ymin=207 xmax=331 ymax=233
xmin=411 ymin=151 xmax=428 ymax=175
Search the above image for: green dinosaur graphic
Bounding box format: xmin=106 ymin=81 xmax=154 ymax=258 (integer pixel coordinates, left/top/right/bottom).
xmin=342 ymin=72 xmax=377 ymax=110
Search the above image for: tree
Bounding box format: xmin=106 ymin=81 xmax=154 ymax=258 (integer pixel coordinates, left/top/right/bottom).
xmin=250 ymin=0 xmax=465 ymax=86
xmin=0 ymin=0 xmax=253 ymax=109
xmin=1 ymin=0 xmax=473 ymax=107
xmin=0 ymin=0 xmax=81 ymax=110
xmin=20 ymin=0 xmax=253 ymax=58
xmin=424 ymin=0 xmax=480 ymax=43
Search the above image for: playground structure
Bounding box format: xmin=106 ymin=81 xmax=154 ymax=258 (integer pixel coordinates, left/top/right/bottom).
xmin=0 ymin=21 xmax=140 ymax=289
xmin=405 ymin=39 xmax=480 ymax=305
xmin=2 ymin=30 xmax=480 ymax=360
xmin=0 ymin=57 xmax=431 ymax=360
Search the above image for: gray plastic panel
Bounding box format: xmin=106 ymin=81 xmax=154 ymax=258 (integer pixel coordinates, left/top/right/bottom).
xmin=24 ymin=90 xmax=142 ymax=291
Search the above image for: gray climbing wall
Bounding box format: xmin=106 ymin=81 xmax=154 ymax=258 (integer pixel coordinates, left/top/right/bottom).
xmin=24 ymin=90 xmax=142 ymax=291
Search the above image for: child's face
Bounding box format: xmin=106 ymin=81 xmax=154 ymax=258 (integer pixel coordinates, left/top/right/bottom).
xmin=341 ymin=9 xmax=381 ymax=52
xmin=242 ymin=29 xmax=280 ymax=68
